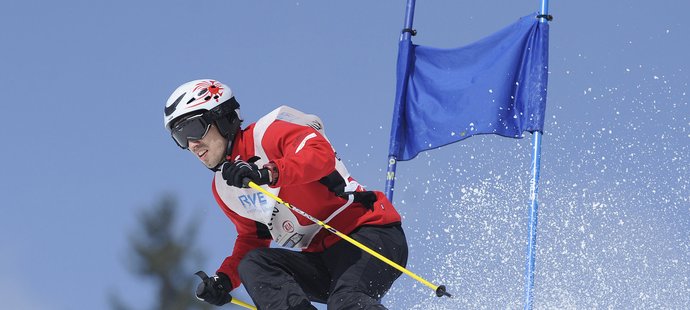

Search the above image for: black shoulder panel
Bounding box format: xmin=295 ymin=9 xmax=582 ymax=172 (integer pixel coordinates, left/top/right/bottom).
xmin=255 ymin=222 xmax=272 ymax=239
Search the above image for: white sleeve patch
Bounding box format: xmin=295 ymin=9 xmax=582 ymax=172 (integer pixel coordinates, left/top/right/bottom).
xmin=295 ymin=133 xmax=317 ymax=153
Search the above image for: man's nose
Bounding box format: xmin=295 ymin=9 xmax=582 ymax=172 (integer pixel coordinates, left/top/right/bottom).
xmin=188 ymin=139 xmax=201 ymax=148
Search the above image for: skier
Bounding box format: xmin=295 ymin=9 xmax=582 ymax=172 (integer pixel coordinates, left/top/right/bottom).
xmin=163 ymin=79 xmax=408 ymax=309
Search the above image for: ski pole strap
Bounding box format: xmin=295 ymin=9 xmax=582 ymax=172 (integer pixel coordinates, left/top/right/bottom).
xmin=245 ymin=180 xmax=452 ymax=298
xmin=338 ymin=191 xmax=378 ymax=210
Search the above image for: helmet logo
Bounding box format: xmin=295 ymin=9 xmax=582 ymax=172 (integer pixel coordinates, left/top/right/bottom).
xmin=164 ymin=92 xmax=186 ymax=117
xmin=185 ymin=80 xmax=225 ymax=109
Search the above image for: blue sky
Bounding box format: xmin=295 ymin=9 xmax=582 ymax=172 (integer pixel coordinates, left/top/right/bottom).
xmin=1 ymin=1 xmax=688 ymax=309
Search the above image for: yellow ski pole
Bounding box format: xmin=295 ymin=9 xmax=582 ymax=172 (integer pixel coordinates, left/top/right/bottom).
xmin=229 ymin=298 xmax=257 ymax=310
xmin=245 ymin=180 xmax=452 ymax=298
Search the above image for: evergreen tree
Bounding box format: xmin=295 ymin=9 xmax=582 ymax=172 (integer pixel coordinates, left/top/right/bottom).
xmin=110 ymin=195 xmax=212 ymax=310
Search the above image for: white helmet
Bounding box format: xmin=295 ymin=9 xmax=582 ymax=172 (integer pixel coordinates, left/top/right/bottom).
xmin=164 ymin=79 xmax=240 ymax=131
xmin=164 ymin=79 xmax=242 ymax=152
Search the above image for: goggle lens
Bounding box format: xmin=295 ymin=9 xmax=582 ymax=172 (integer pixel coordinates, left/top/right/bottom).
xmin=171 ymin=115 xmax=211 ymax=149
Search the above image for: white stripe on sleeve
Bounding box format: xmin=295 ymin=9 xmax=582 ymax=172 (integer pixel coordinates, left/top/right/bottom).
xmin=295 ymin=133 xmax=317 ymax=153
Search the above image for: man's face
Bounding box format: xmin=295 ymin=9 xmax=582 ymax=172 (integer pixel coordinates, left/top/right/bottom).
xmin=187 ymin=124 xmax=228 ymax=168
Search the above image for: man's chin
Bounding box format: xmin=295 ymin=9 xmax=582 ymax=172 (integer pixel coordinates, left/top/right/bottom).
xmin=201 ymin=158 xmax=222 ymax=169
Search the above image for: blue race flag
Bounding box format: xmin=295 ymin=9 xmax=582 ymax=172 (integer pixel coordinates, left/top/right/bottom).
xmin=388 ymin=13 xmax=549 ymax=161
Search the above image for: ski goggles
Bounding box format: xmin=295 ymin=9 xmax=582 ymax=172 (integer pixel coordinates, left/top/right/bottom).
xmin=170 ymin=114 xmax=213 ymax=149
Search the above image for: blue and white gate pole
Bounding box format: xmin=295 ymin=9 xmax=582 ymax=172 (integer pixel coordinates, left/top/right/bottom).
xmin=523 ymin=131 xmax=542 ymax=310
xmin=385 ymin=155 xmax=397 ymax=201
xmin=385 ymin=0 xmax=416 ymax=201
xmin=523 ymin=1 xmax=550 ymax=309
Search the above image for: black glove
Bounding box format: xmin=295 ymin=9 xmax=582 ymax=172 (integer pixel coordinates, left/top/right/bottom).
xmin=338 ymin=191 xmax=378 ymax=211
xmin=194 ymin=271 xmax=232 ymax=306
xmin=221 ymin=156 xmax=271 ymax=188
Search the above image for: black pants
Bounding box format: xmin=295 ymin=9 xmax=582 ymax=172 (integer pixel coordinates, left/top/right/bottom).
xmin=238 ymin=225 xmax=408 ymax=310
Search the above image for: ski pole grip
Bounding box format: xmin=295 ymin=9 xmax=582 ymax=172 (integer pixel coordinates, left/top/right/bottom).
xmin=194 ymin=271 xmax=236 ymax=305
xmin=242 ymin=178 xmax=252 ymax=188
xmin=435 ymin=285 xmax=452 ymax=298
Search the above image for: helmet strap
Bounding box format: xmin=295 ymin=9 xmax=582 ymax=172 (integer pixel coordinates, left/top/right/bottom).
xmin=209 ymin=111 xmax=242 ymax=171
xmin=203 ymin=96 xmax=241 ymax=171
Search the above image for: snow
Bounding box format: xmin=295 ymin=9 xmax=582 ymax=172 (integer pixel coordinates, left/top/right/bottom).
xmin=376 ymin=60 xmax=690 ymax=308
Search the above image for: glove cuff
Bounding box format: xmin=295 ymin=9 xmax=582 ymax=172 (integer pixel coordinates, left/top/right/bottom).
xmin=217 ymin=272 xmax=233 ymax=290
xmin=263 ymin=161 xmax=279 ymax=186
